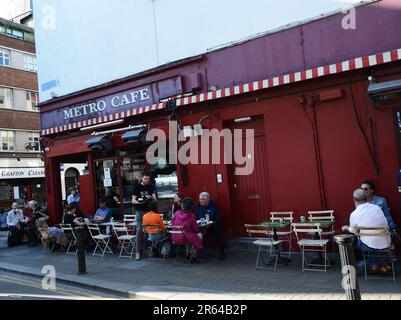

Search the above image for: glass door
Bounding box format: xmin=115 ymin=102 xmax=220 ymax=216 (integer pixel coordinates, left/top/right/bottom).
xmin=95 ymin=159 xmax=121 ymax=219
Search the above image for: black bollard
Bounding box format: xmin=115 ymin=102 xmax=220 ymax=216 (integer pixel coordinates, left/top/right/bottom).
xmin=75 ymin=228 xmax=87 ymax=275
xmin=334 ymin=235 xmax=361 ymax=300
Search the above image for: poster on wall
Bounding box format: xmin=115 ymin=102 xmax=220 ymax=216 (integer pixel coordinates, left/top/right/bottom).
xmin=13 ymin=187 xmax=20 ymax=200
xmin=103 ymin=178 xmax=112 ymax=187
xmin=104 ymin=168 xmax=111 ymax=179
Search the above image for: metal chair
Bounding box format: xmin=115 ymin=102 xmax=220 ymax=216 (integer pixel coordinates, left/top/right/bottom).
xmin=112 ymin=223 xmax=136 ymax=259
xmin=87 ymin=224 xmax=113 ymax=258
xmin=354 ymin=226 xmax=396 ymax=283
xmin=143 ymin=223 xmax=170 ymax=263
xmin=244 ymin=224 xmax=283 ymax=272
xmin=269 ymin=211 xmax=294 ymax=258
xmin=308 ymin=210 xmax=335 ymax=251
xmin=292 ymin=223 xmax=330 ymax=272
xmin=167 ymin=225 xmax=193 ymax=266
xmin=123 ymin=214 xmax=136 ymax=233
xmin=60 ymin=224 xmax=77 ymax=255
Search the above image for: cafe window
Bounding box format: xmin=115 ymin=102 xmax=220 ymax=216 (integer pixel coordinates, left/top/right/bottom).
xmin=0 ymin=87 xmax=13 ymax=109
xmin=0 ymin=48 xmax=11 ymax=67
xmin=0 ymin=130 xmax=15 ymax=151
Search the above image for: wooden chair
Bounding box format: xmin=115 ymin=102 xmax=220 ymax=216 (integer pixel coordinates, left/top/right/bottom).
xmin=354 ymin=226 xmax=396 ymax=283
xmin=292 ymin=223 xmax=330 ymax=272
xmin=244 ymin=224 xmax=283 ymax=272
xmin=269 ymin=211 xmax=294 ymax=258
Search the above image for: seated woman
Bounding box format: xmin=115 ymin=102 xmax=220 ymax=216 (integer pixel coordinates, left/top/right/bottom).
xmin=171 ymin=197 xmax=203 ymax=261
xmin=34 ymin=211 xmax=68 ymax=250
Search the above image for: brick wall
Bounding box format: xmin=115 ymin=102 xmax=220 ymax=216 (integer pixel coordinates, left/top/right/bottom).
xmin=0 ymin=109 xmax=40 ymax=130
xmin=0 ymin=34 xmax=35 ymax=54
xmin=0 ymin=66 xmax=37 ymax=91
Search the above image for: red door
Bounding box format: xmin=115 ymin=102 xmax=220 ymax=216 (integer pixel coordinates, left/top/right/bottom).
xmin=227 ymin=117 xmax=270 ymax=237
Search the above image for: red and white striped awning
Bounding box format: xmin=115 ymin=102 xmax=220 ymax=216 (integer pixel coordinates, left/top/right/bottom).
xmin=41 ymin=47 xmax=401 ymax=136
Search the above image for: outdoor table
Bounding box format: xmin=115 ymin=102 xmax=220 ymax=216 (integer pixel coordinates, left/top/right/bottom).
xmin=260 ymin=221 xmax=292 ymax=265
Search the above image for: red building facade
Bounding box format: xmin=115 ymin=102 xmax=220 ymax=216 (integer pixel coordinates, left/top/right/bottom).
xmin=39 ymin=0 xmax=401 ymax=242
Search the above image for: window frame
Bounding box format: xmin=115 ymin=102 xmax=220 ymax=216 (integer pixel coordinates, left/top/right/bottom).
xmin=0 ymin=48 xmax=11 ymax=67
xmin=28 ymin=132 xmax=41 ymax=152
xmin=26 ymin=91 xmax=39 ymax=111
xmin=0 ymin=87 xmax=14 ymax=109
xmin=0 ymin=130 xmax=15 ymax=152
xmin=23 ymin=54 xmax=37 ymax=72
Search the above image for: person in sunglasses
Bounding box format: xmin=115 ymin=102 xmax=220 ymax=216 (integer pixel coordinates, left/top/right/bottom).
xmin=361 ymin=180 xmax=397 ymax=235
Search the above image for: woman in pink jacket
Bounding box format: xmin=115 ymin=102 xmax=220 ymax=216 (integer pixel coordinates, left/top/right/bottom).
xmin=172 ymin=197 xmax=203 ymax=260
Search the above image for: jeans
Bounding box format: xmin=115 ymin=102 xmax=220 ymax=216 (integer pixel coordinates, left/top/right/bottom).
xmin=135 ymin=210 xmax=145 ymax=254
xmin=147 ymin=232 xmax=169 ymax=242
xmin=356 ymin=239 xmax=384 ymax=266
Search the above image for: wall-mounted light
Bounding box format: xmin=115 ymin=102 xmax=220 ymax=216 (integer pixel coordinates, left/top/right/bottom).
xmin=209 ymin=85 xmax=218 ymax=92
xmin=234 ymin=117 xmax=252 ymax=123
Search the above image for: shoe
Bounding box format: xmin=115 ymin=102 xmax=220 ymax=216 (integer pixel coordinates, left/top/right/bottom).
xmin=190 ymin=256 xmax=202 ymax=263
xmin=379 ymin=265 xmax=392 ymax=274
xmin=369 ymin=265 xmax=379 ymax=274
xmin=135 ymin=253 xmax=141 ymax=261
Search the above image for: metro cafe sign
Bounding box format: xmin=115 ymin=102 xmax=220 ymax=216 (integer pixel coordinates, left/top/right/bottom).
xmin=62 ymin=87 xmax=151 ymax=120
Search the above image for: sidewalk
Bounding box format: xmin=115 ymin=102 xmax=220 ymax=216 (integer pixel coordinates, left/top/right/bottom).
xmin=0 ymin=244 xmax=400 ymax=300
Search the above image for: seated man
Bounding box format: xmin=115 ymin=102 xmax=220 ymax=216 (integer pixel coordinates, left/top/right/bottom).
xmin=342 ymin=189 xmax=392 ymax=273
xmin=361 ymin=180 xmax=398 ymax=235
xmin=7 ymin=202 xmax=36 ymax=247
xmin=195 ymin=192 xmax=226 ymax=260
xmin=93 ymin=199 xmax=112 ymax=223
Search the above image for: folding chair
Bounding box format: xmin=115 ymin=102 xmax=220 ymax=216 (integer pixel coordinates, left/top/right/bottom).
xmin=143 ymin=224 xmax=170 ymax=263
xmin=39 ymin=231 xmax=56 ymax=254
xmin=123 ymin=215 xmax=136 ymax=233
xmin=60 ymin=224 xmax=78 ymax=255
xmin=167 ymin=225 xmax=193 ymax=266
xmin=292 ymin=223 xmax=330 ymax=272
xmin=113 ymin=223 xmax=136 ymax=259
xmin=87 ymin=224 xmax=113 ymax=258
xmin=308 ymin=210 xmax=335 ymax=251
xmin=244 ymin=224 xmax=283 ymax=272
xmin=269 ymin=211 xmax=294 ymax=258
xmin=354 ymin=226 xmax=396 ymax=283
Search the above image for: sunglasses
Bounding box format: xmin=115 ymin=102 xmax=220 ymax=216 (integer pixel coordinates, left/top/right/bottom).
xmin=361 ymin=187 xmax=370 ymax=191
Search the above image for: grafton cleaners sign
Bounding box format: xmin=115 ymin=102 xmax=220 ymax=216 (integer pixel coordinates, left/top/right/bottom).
xmin=63 ymin=88 xmax=151 ymax=120
xmin=0 ymin=168 xmax=45 ymax=179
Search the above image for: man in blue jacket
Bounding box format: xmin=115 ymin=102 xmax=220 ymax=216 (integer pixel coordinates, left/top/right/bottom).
xmin=195 ymin=192 xmax=226 ymax=260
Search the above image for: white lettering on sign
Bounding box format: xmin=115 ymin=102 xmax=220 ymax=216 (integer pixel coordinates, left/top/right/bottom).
xmin=63 ymin=88 xmax=151 ymax=120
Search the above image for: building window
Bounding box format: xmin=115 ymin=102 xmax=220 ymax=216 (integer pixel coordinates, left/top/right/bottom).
xmin=28 ymin=132 xmax=40 ymax=152
xmin=0 ymin=131 xmax=15 ymax=151
xmin=0 ymin=48 xmax=11 ymax=67
xmin=26 ymin=92 xmax=38 ymax=111
xmin=24 ymin=54 xmax=37 ymax=72
xmin=0 ymin=87 xmax=13 ymax=109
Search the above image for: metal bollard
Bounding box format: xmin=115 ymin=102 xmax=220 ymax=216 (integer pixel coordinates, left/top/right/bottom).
xmin=75 ymin=228 xmax=87 ymax=275
xmin=334 ymin=235 xmax=361 ymax=300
